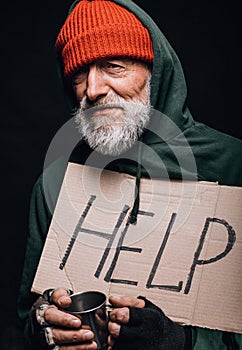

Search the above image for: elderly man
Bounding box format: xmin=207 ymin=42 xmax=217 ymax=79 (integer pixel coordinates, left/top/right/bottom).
xmin=17 ymin=0 xmax=242 ymax=349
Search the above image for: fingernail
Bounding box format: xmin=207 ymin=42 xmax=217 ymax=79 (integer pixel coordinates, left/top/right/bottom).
xmin=83 ymin=330 xmax=94 ymax=340
xmin=59 ymin=296 xmax=70 ymax=305
xmin=71 ymin=319 xmax=80 ymax=325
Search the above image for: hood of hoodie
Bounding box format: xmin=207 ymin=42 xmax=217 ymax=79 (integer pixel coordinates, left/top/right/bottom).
xmin=56 ymin=0 xmax=242 ymax=193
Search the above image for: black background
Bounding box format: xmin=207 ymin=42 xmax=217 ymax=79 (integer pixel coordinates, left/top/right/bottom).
xmin=0 ymin=0 xmax=241 ymax=341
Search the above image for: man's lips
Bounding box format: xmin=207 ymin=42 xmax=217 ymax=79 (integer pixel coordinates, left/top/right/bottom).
xmin=83 ymin=105 xmax=124 ymax=118
xmin=92 ymin=107 xmax=122 ymax=116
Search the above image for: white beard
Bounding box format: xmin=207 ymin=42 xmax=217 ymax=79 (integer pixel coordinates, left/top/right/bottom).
xmin=74 ymin=77 xmax=151 ymax=156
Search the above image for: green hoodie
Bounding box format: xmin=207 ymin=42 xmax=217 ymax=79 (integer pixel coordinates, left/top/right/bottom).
xmin=18 ymin=0 xmax=242 ymax=349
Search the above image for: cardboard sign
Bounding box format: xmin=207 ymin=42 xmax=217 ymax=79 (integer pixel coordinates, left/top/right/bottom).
xmin=32 ymin=162 xmax=242 ymax=334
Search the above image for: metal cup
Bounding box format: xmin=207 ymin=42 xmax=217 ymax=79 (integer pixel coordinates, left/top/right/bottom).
xmin=64 ymin=290 xmax=109 ymax=349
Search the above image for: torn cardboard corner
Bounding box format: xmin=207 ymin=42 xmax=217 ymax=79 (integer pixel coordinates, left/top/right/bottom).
xmin=32 ymin=162 xmax=242 ymax=334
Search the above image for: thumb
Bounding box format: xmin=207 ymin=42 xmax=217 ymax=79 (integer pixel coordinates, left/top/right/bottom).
xmin=51 ymin=288 xmax=72 ymax=307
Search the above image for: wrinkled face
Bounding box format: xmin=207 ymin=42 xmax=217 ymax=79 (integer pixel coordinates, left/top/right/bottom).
xmin=72 ymin=58 xmax=152 ymax=156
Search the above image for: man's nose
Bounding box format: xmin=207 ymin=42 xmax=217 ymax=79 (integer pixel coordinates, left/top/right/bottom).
xmin=86 ymin=65 xmax=109 ymax=101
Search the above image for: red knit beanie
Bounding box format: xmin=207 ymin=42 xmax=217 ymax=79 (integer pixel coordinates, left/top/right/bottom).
xmin=55 ymin=0 xmax=154 ymax=78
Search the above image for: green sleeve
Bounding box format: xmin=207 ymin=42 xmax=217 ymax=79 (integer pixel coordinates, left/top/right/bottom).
xmin=17 ymin=157 xmax=67 ymax=346
xmin=192 ymin=327 xmax=242 ymax=349
xmin=17 ymin=175 xmax=52 ymax=346
xmin=235 ymin=333 xmax=242 ymax=349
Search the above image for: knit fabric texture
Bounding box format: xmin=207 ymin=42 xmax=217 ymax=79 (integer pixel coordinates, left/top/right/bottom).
xmin=55 ymin=0 xmax=154 ymax=78
xmin=112 ymin=297 xmax=187 ymax=350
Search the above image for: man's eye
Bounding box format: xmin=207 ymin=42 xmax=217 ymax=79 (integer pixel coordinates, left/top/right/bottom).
xmin=72 ymin=72 xmax=87 ymax=85
xmin=105 ymin=62 xmax=125 ymax=71
xmin=107 ymin=63 xmax=120 ymax=68
xmin=72 ymin=66 xmax=89 ymax=85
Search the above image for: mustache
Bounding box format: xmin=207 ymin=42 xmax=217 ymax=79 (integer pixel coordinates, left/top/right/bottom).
xmin=80 ymin=105 xmax=125 ymax=120
xmin=80 ymin=95 xmax=127 ymax=111
xmin=79 ymin=96 xmax=127 ymax=119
